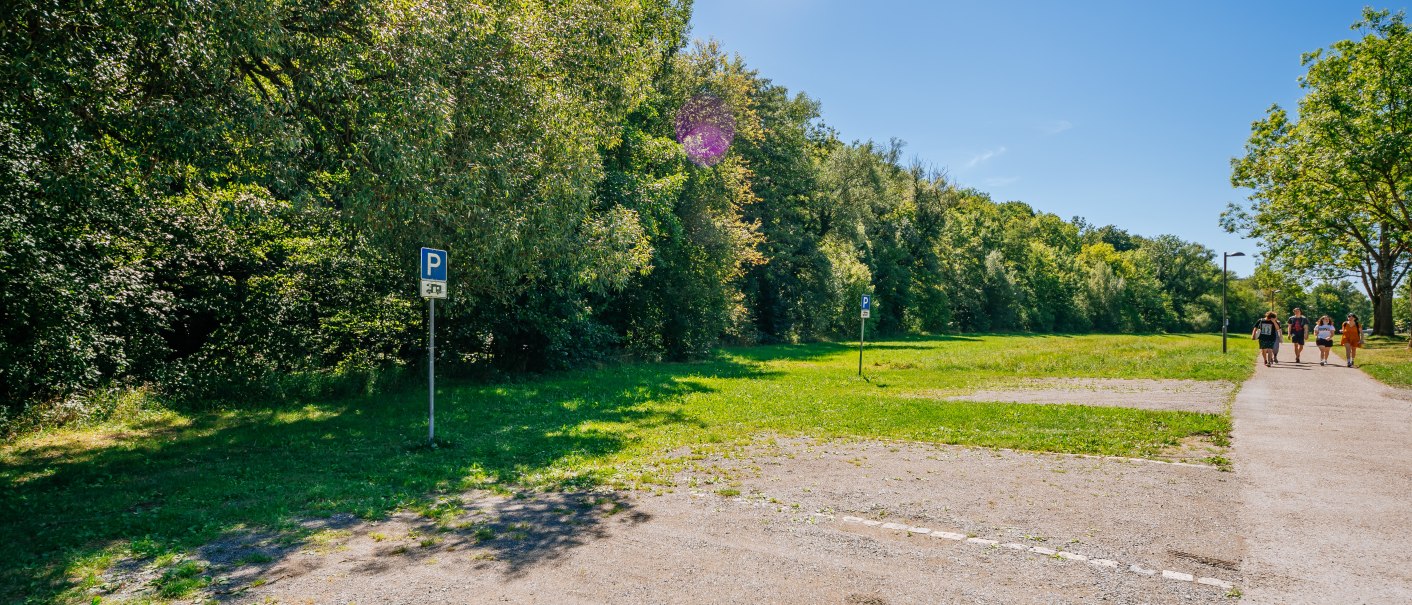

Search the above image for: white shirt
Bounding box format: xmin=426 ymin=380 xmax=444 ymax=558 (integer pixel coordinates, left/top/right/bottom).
xmin=1315 ymin=324 xmax=1336 ymax=340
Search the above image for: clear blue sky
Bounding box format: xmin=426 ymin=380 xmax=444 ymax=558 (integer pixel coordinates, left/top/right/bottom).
xmin=689 ymin=1 xmax=1391 ymax=276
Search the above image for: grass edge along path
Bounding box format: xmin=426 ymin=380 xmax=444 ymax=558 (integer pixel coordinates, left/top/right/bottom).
xmin=0 ymin=333 xmax=1251 ymax=603
xmin=1351 ymin=335 xmax=1412 ymax=388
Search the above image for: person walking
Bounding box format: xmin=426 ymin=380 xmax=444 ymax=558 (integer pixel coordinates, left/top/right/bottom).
xmin=1271 ymin=316 xmax=1284 ymax=363
xmin=1340 ymin=313 xmax=1363 ymax=367
xmin=1287 ymin=307 xmax=1311 ymax=363
xmin=1314 ymin=315 xmax=1336 ymax=366
xmin=1253 ymin=311 xmax=1281 ymax=367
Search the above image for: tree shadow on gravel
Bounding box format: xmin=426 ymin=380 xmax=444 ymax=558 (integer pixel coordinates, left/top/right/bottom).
xmin=195 ymin=490 xmax=647 ymax=600
xmin=0 ymin=355 xmax=765 ymax=603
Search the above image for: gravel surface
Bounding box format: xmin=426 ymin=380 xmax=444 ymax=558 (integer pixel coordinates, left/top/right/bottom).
xmin=88 ymin=357 xmax=1412 ymax=603
xmin=201 ymin=438 xmax=1241 ymax=604
xmin=1233 ymin=354 xmax=1412 ymax=604
xmin=934 ymin=378 xmax=1236 ymax=414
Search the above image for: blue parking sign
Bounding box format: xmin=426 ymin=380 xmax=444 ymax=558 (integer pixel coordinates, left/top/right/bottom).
xmin=421 ymin=247 xmax=448 ymax=282
xmin=861 ymin=295 xmax=871 ymax=310
xmin=418 ymin=247 xmax=449 ymax=445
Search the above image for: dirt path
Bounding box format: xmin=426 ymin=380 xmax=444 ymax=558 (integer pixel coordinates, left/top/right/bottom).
xmin=1233 ymin=354 xmax=1412 ymax=604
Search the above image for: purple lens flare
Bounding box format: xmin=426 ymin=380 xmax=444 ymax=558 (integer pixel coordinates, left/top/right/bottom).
xmin=675 ymin=94 xmax=735 ymax=167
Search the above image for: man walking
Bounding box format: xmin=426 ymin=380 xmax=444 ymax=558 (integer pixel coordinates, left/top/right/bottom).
xmin=1253 ymin=312 xmax=1280 ymax=367
xmin=1287 ymin=307 xmax=1310 ymax=364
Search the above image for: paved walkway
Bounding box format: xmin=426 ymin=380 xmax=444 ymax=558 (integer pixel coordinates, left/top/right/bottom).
xmin=1234 ymin=353 xmax=1412 ymax=604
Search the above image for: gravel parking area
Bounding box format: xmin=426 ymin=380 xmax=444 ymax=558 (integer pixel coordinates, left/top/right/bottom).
xmin=932 ymin=378 xmax=1236 ymax=414
xmin=204 ymin=437 xmax=1241 ymax=604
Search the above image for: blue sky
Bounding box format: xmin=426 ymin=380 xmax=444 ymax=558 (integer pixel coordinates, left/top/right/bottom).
xmin=689 ymin=1 xmax=1390 ymax=276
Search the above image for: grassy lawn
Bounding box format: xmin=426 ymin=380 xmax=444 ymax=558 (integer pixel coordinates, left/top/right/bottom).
xmin=1353 ymin=335 xmax=1412 ymax=387
xmin=0 ymin=333 xmax=1252 ymax=603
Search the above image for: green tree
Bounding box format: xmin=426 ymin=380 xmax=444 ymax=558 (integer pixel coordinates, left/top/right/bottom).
xmin=1228 ymin=9 xmax=1412 ymax=336
xmin=1140 ymin=235 xmax=1221 ymax=331
xmin=0 ymin=0 xmax=694 ymax=420
xmin=733 ymin=68 xmax=837 ymax=341
xmin=598 ymin=40 xmax=765 ymax=359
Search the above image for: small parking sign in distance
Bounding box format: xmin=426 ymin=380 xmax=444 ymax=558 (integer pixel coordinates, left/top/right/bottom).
xmin=858 ymin=294 xmax=871 ymax=375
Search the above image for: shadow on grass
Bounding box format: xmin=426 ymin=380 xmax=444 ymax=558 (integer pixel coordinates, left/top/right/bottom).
xmin=0 ymin=355 xmax=767 ymax=603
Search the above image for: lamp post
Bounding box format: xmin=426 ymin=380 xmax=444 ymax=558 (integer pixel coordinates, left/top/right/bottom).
xmin=1222 ymin=251 xmax=1245 ymax=353
xmin=1270 ymin=288 xmax=1280 ymax=312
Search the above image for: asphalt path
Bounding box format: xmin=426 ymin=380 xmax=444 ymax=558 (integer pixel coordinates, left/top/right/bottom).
xmin=1233 ymin=353 xmax=1412 ymax=604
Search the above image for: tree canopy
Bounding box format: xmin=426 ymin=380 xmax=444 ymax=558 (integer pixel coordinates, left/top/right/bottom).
xmin=1226 ymin=8 xmax=1412 ymax=336
xmin=2 ymin=0 xmax=1258 ymax=432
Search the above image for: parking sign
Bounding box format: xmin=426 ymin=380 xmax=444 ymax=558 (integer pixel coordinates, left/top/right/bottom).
xmin=420 ymin=247 xmax=448 ymax=299
xmin=421 ymin=248 xmax=447 ymax=281
xmin=858 ymin=295 xmax=870 ymax=375
xmin=419 ymin=246 xmax=449 ymax=445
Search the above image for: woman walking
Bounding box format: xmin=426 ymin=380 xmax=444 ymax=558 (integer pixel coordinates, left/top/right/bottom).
xmin=1272 ymin=317 xmax=1284 ymax=363
xmin=1340 ymin=313 xmax=1363 ymax=367
xmin=1253 ymin=311 xmax=1281 ymax=367
xmin=1314 ymin=315 xmax=1336 ymax=366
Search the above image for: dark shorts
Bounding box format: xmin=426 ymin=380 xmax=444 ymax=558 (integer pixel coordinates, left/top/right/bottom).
xmin=1289 ymin=332 xmax=1305 ymax=345
xmin=1316 ymin=338 xmax=1334 ymax=348
xmin=1258 ymin=338 xmax=1276 ymax=350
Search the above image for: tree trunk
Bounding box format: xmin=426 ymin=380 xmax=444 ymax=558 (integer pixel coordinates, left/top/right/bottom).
xmin=1375 ymin=289 xmax=1395 ymax=336
xmin=1374 ymin=262 xmax=1396 ymax=337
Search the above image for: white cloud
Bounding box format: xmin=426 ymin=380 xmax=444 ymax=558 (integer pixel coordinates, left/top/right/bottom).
xmin=1041 ymin=120 xmax=1073 ymax=135
xmin=964 ymin=146 xmax=1007 ymax=169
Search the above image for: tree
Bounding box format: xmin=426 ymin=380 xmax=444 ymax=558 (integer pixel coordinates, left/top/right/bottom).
xmin=0 ymin=0 xmax=1253 ymax=430
xmin=0 ymin=0 xmax=695 ymax=420
xmin=1139 ymin=235 xmax=1220 ymax=330
xmin=1249 ymin=263 xmax=1310 ymax=316
xmin=1228 ymin=9 xmax=1412 ymax=336
xmin=598 ymin=40 xmax=766 ymax=359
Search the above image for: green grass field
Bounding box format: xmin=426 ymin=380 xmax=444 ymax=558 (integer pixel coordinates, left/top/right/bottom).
xmin=0 ymin=333 xmax=1253 ymax=603
xmin=1352 ymin=335 xmax=1412 ymax=387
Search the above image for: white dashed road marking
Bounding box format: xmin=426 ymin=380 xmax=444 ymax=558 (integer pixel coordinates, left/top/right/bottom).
xmin=1198 ymin=577 xmax=1234 ymax=590
xmin=835 ymin=516 xmax=1235 ymax=590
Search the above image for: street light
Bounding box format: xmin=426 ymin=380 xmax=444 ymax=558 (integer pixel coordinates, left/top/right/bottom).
xmin=1270 ymin=288 xmax=1281 ymax=312
xmin=1222 ymin=251 xmax=1246 ymax=353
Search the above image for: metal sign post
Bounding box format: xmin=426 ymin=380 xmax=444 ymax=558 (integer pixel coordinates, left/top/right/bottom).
xmin=420 ymin=247 xmax=448 ymax=446
xmin=859 ymin=295 xmax=871 ymax=376
xmin=428 ymin=297 xmax=435 ymax=444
